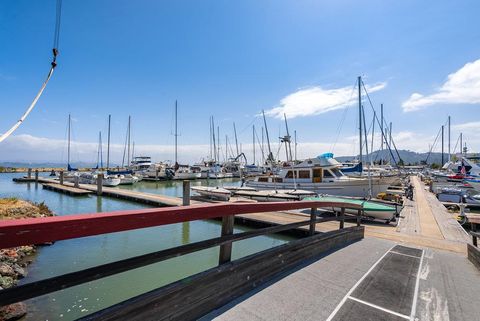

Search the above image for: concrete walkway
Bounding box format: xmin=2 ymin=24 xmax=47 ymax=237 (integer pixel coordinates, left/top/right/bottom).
xmin=203 ymin=238 xmax=480 ymax=321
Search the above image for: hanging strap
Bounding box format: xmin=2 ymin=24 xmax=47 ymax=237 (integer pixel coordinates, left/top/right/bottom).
xmin=0 ymin=0 xmax=62 ymax=144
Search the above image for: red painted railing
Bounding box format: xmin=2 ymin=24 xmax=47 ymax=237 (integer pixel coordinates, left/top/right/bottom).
xmin=0 ymin=201 xmax=361 ymax=249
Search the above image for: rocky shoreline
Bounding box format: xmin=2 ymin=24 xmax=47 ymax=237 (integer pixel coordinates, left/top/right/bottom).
xmin=0 ymin=198 xmax=54 ymax=321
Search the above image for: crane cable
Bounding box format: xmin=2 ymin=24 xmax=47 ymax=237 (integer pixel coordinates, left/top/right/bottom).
xmin=0 ymin=0 xmax=62 ymax=144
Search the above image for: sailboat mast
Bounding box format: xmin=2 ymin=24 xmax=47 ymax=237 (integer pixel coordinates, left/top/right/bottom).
xmin=380 ymin=103 xmax=383 ymax=165
xmin=174 ymin=100 xmax=178 ymax=165
xmin=294 ymin=130 xmax=297 ymax=163
xmin=253 ymin=125 xmax=255 ymax=165
xmin=106 ymin=114 xmax=111 ymax=169
xmin=261 ymin=127 xmax=265 ymax=164
xmin=358 ymin=76 xmax=363 ymax=166
xmin=212 ymin=117 xmax=217 ymax=162
xmin=441 ymin=125 xmax=444 ymax=165
xmin=233 ymin=122 xmax=239 ymax=156
xmin=460 ymin=133 xmax=463 ymax=155
xmin=284 ymin=113 xmax=293 ymax=162
xmin=217 ymin=126 xmax=220 ymax=162
xmin=389 ymin=122 xmax=392 ymax=164
xmin=262 ymin=110 xmax=273 ymax=162
xmin=127 ymin=115 xmax=131 ymax=167
xmin=100 ymin=132 xmax=103 ymax=168
xmin=67 ymin=114 xmax=71 ymax=168
xmin=209 ymin=117 xmax=212 ymax=160
xmin=448 ymin=116 xmax=451 ymax=162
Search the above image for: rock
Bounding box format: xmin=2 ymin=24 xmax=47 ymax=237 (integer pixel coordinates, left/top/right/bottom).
xmin=0 ymin=263 xmax=15 ymax=277
xmin=0 ymin=276 xmax=16 ymax=289
xmin=11 ymin=265 xmax=26 ymax=279
xmin=0 ymin=302 xmax=27 ymax=321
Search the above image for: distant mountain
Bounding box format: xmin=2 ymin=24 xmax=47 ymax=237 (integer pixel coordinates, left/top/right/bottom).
xmin=335 ymin=149 xmax=449 ymax=165
xmin=0 ymin=161 xmax=118 ymax=169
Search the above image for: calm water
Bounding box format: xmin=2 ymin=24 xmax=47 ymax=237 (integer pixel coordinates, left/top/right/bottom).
xmin=0 ymin=173 xmax=292 ymax=321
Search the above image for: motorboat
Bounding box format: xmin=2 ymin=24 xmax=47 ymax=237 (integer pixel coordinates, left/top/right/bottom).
xmin=436 ymin=187 xmax=480 ymax=208
xmin=191 ymin=186 xmax=231 ymax=201
xmin=304 ymin=195 xmax=398 ymax=223
xmin=173 ymin=165 xmax=202 ymax=180
xmin=245 ymin=155 xmax=391 ymax=198
xmin=77 ymin=172 xmax=121 ymax=187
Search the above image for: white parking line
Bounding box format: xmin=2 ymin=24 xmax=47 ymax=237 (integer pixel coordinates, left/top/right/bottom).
xmin=347 ymin=296 xmax=410 ymax=320
xmin=325 ymin=245 xmax=395 ymax=321
xmin=390 ymin=250 xmax=422 ymax=259
xmin=409 ymin=249 xmax=425 ymax=320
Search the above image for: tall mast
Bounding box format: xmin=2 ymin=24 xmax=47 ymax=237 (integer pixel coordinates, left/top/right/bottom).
xmin=67 ymin=114 xmax=71 ymax=168
xmin=460 ymin=133 xmax=463 ymax=156
xmin=261 ymin=127 xmax=265 ymax=164
xmin=97 ymin=131 xmax=101 ymax=168
xmin=127 ymin=115 xmax=131 ymax=167
xmin=174 ymin=100 xmax=178 ymax=165
xmin=380 ymin=103 xmax=384 ymax=165
xmin=262 ymin=110 xmax=273 ymax=162
xmin=371 ymin=111 xmax=375 ymax=167
xmin=233 ymin=122 xmax=239 ymax=156
xmin=212 ymin=117 xmax=217 ymax=162
xmin=225 ymin=134 xmax=228 ymax=162
xmin=284 ymin=113 xmax=293 ymax=162
xmin=389 ymin=122 xmax=392 ymax=164
xmin=441 ymin=125 xmax=444 ymax=166
xmin=448 ymin=116 xmax=451 ymax=162
xmin=217 ymin=126 xmax=220 ymax=162
xmin=132 ymin=141 xmax=135 ymax=161
xmin=294 ymin=130 xmax=297 ymax=163
xmin=100 ymin=131 xmax=103 ymax=168
xmin=209 ymin=117 xmax=212 ymax=160
xmin=252 ymin=125 xmax=255 ymax=165
xmin=106 ymin=114 xmax=111 ymax=170
xmin=358 ymin=76 xmax=363 ymax=166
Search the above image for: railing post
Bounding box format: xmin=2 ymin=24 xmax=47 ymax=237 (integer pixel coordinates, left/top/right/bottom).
xmin=219 ymin=215 xmax=234 ymax=264
xmin=309 ymin=208 xmax=316 ymax=235
xmin=97 ymin=174 xmax=103 ymax=196
xmin=74 ymin=175 xmax=80 ymax=188
xmin=183 ymin=180 xmax=190 ymax=206
xmin=340 ymin=207 xmax=345 ymax=229
xmin=357 ymin=209 xmax=362 ymax=227
xmin=27 ymin=168 xmax=32 ymax=178
xmin=34 ymin=169 xmax=39 ymax=183
xmin=473 ymin=223 xmax=478 ymax=247
xmin=59 ymin=171 xmax=64 ymax=185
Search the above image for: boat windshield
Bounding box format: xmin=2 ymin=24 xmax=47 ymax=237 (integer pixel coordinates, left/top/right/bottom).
xmin=331 ymin=168 xmax=343 ymax=178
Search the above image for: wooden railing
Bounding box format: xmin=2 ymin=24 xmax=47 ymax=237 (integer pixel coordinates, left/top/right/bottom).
xmin=0 ymin=200 xmax=363 ymax=314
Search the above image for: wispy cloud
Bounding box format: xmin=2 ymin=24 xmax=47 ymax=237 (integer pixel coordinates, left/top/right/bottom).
xmin=402 ymin=58 xmax=480 ymax=112
xmin=452 ymin=121 xmax=480 ymax=132
xmin=264 ymin=82 xmax=387 ymax=119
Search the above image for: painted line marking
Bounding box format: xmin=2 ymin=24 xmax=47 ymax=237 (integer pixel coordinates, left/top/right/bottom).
xmin=389 ymin=250 xmax=422 ymax=259
xmin=409 ymin=249 xmax=425 ymax=320
xmin=325 ymin=245 xmax=396 ymax=321
xmin=347 ymin=296 xmax=410 ymax=320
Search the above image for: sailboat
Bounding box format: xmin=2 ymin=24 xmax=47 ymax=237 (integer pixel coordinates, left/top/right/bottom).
xmin=172 ymin=101 xmax=201 ymax=180
xmin=60 ymin=114 xmax=79 ymax=182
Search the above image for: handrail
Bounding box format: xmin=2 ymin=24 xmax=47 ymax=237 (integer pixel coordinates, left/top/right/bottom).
xmin=0 ymin=200 xmax=361 ymax=249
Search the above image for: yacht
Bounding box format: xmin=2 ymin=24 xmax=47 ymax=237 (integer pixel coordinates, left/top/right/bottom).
xmin=173 ymin=165 xmax=202 ymax=180
xmin=246 ymin=155 xmax=391 ymax=198
xmin=77 ymin=172 xmax=121 ymax=187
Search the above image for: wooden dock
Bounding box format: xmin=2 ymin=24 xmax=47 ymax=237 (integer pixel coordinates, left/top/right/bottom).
xmin=42 ymin=183 xmax=92 ymax=196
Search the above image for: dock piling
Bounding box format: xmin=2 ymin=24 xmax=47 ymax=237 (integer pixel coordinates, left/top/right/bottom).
xmin=309 ymin=208 xmax=317 ymax=235
xmin=59 ymin=171 xmax=64 ymax=185
xmin=219 ymin=215 xmax=234 ymax=264
xmin=27 ymin=168 xmax=32 ymax=178
xmin=34 ymin=170 xmax=39 ymax=183
xmin=74 ymin=175 xmax=79 ymax=188
xmin=97 ymin=174 xmax=103 ymax=196
xmin=357 ymin=209 xmax=362 ymax=227
xmin=182 ymin=180 xmax=190 ymax=206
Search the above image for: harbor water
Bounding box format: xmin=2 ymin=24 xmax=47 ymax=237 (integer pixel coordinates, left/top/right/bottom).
xmin=0 ymin=173 xmax=292 ymax=321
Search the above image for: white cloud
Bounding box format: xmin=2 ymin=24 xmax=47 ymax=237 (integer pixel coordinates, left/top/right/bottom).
xmin=452 ymin=121 xmax=480 ymax=132
xmin=402 ymin=59 xmax=480 ymax=112
xmin=265 ymin=82 xmax=387 ymax=119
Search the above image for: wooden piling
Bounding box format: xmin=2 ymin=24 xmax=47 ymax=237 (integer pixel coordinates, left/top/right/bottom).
xmin=357 ymin=209 xmax=362 ymax=227
xmin=340 ymin=207 xmax=345 ymax=229
xmin=219 ymin=215 xmax=234 ymax=264
xmin=27 ymin=168 xmax=32 ymax=178
xmin=182 ymin=180 xmax=190 ymax=206
xmin=97 ymin=174 xmax=103 ymax=196
xmin=34 ymin=170 xmax=39 ymax=183
xmin=74 ymin=175 xmax=80 ymax=188
xmin=59 ymin=171 xmax=64 ymax=185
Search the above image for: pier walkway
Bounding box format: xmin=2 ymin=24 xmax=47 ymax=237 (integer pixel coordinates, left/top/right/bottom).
xmin=205 ymin=237 xmax=480 ymax=321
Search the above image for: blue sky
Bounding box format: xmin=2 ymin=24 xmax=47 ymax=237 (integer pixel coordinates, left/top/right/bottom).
xmin=1 ymin=0 xmax=479 ymax=164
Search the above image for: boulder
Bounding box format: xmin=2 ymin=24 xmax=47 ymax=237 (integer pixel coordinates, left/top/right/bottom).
xmin=0 ymin=263 xmax=15 ymax=277
xmin=11 ymin=265 xmax=26 ymax=279
xmin=0 ymin=276 xmax=16 ymax=289
xmin=0 ymin=302 xmax=27 ymax=321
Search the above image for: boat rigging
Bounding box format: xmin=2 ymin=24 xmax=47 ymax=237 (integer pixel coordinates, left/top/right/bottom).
xmin=0 ymin=0 xmax=63 ymax=143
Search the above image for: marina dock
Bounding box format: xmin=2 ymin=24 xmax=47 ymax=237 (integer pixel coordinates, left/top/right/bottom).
xmin=41 ymin=182 xmax=93 ymax=196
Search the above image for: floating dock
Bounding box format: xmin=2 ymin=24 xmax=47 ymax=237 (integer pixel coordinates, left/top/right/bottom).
xmin=41 ymin=183 xmax=92 ymax=196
